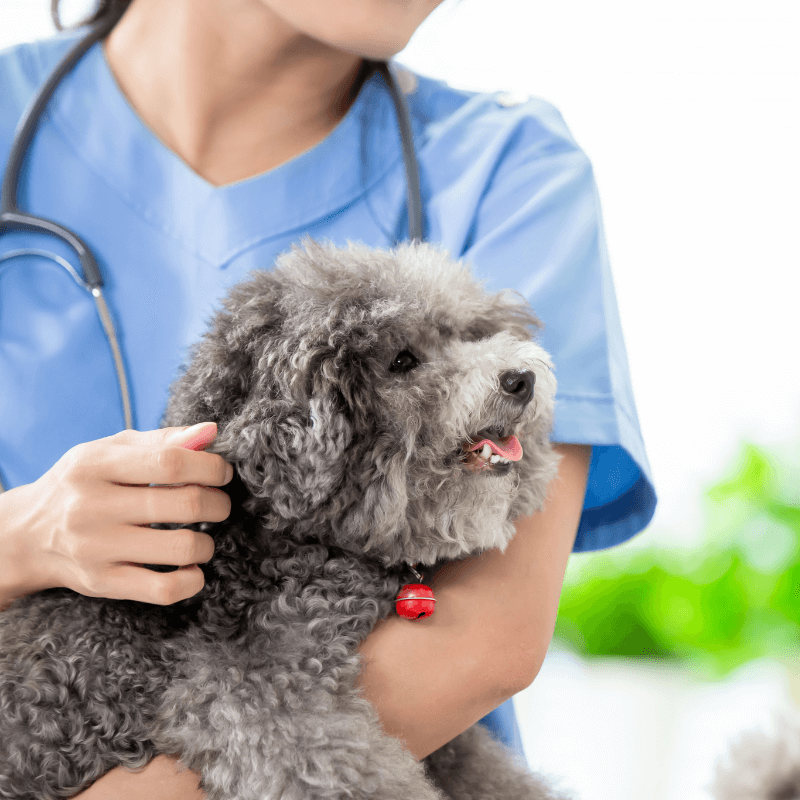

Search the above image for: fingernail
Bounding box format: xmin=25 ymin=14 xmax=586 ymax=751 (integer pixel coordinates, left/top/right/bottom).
xmin=225 ymin=463 xmax=234 ymax=483
xmin=181 ymin=422 xmax=217 ymax=452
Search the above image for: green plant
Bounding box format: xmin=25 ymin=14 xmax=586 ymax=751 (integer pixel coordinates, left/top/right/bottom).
xmin=554 ymin=444 xmax=800 ymax=678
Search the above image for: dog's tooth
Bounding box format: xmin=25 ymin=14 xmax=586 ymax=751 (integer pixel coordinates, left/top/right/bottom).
xmin=489 ymin=454 xmax=501 ymax=464
xmin=481 ymin=444 xmax=492 ymax=459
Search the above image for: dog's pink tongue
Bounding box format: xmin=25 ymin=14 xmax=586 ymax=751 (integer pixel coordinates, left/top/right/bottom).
xmin=469 ymin=435 xmax=523 ymax=462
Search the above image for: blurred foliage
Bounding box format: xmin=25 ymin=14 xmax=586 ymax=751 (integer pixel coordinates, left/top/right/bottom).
xmin=554 ymin=444 xmax=800 ymax=678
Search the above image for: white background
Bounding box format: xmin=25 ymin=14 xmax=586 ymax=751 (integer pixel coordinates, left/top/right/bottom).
xmin=1 ymin=1 xmax=799 ymax=798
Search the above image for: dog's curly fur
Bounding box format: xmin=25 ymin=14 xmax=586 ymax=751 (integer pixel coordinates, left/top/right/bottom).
xmin=0 ymin=241 xmax=566 ymax=800
xmin=711 ymin=713 xmax=800 ymax=800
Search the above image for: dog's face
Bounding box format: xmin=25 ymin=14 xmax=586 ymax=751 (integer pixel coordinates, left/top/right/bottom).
xmin=165 ymin=241 xmax=559 ymax=567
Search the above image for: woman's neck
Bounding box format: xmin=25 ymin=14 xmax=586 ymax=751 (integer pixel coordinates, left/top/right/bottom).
xmin=104 ymin=0 xmax=365 ymax=186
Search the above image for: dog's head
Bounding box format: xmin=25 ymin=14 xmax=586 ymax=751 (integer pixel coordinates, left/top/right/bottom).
xmin=164 ymin=241 xmax=558 ymax=567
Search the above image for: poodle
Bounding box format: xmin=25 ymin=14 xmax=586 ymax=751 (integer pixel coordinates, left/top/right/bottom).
xmin=0 ymin=241 xmax=567 ymax=800
xmin=712 ymin=712 xmax=800 ymax=800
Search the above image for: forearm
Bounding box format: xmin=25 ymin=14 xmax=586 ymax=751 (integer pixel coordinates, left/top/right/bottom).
xmin=357 ymin=443 xmax=591 ymax=759
xmin=0 ymin=483 xmax=53 ymax=611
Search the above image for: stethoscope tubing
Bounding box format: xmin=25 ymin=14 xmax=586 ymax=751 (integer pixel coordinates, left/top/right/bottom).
xmin=0 ymin=14 xmax=134 ymax=497
xmin=0 ymin=18 xmax=423 ymax=494
xmin=0 ymin=13 xmax=119 ymax=289
xmin=373 ymin=61 xmax=424 ymax=244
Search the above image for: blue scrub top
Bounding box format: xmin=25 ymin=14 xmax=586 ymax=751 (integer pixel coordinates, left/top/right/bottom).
xmin=0 ymin=31 xmax=656 ymax=756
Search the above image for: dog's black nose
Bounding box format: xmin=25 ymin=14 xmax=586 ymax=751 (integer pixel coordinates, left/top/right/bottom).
xmin=499 ymin=370 xmax=535 ymax=406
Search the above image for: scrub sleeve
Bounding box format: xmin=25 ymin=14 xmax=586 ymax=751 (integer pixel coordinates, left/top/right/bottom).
xmin=0 ymin=31 xmax=656 ymax=759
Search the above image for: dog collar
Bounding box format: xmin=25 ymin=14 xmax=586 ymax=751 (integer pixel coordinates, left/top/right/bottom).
xmin=395 ymin=563 xmax=436 ymax=620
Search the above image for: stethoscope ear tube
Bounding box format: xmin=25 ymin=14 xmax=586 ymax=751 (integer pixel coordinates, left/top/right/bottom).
xmin=373 ymin=61 xmax=425 ymax=244
xmin=1 ymin=15 xmax=117 ymax=220
xmin=0 ymin=14 xmax=118 ymax=289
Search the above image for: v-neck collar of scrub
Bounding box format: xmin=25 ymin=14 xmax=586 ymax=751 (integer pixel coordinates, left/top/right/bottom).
xmin=45 ymin=41 xmax=404 ymax=267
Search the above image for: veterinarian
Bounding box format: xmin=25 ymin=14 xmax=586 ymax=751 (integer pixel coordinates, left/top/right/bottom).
xmin=0 ymin=0 xmax=656 ymax=796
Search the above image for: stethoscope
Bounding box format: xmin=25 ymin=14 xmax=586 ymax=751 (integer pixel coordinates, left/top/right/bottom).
xmin=0 ymin=15 xmax=424 ymax=494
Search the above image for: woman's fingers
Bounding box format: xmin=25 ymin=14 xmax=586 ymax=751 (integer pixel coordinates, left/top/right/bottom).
xmin=73 ymin=432 xmax=233 ymax=488
xmin=103 ymin=483 xmax=232 ymax=526
xmin=128 ymin=445 xmax=233 ymax=487
xmin=114 ymin=526 xmax=216 ymax=568
xmin=48 ymin=521 xmax=216 ymax=603
xmin=93 ymin=563 xmax=208 ymax=605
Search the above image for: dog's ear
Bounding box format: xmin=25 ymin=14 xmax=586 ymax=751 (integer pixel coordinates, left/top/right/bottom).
xmin=163 ymin=272 xmax=284 ymax=430
xmin=164 ymin=269 xmax=356 ymax=520
xmin=217 ymin=391 xmax=353 ymax=521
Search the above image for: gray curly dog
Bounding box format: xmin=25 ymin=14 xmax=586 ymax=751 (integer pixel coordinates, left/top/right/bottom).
xmin=0 ymin=241 xmax=567 ymax=800
xmin=711 ymin=712 xmax=800 ymax=800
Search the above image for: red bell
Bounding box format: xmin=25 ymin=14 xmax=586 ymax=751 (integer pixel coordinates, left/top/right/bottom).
xmin=395 ymin=583 xmax=436 ymax=620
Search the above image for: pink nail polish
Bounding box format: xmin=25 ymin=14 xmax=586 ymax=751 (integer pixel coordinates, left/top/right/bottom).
xmin=182 ymin=423 xmax=217 ymax=452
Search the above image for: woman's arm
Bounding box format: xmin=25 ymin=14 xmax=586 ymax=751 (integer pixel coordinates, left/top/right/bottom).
xmin=73 ymin=442 xmax=590 ymax=798
xmin=357 ymin=442 xmax=590 ymax=758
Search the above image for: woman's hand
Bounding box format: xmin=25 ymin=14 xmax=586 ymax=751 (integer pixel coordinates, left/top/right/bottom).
xmin=0 ymin=422 xmax=232 ymax=610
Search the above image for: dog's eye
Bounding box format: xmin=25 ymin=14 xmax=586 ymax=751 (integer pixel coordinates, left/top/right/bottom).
xmin=389 ymin=349 xmax=419 ymax=374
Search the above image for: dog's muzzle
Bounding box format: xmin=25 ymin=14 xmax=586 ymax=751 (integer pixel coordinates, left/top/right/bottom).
xmin=499 ymin=369 xmax=535 ymax=407
xmin=460 ymin=368 xmax=535 ymax=474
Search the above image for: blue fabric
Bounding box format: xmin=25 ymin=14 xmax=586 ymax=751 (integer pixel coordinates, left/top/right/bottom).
xmin=0 ymin=31 xmax=657 ymax=758
xmin=479 ymin=698 xmax=525 ymax=756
